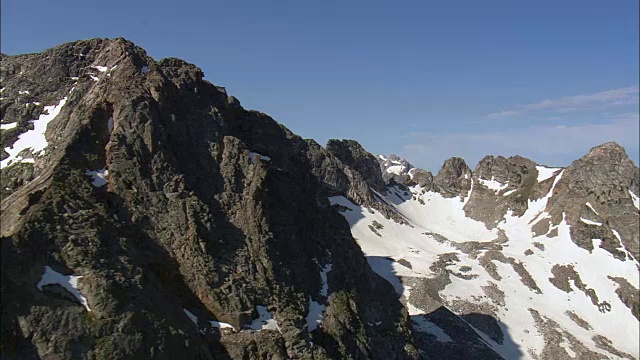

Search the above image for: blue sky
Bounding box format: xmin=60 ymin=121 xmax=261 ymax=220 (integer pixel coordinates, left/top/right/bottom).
xmin=2 ymin=0 xmax=638 ymax=171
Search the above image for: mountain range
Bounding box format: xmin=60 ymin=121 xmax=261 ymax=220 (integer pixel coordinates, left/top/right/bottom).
xmin=1 ymin=38 xmax=638 ymax=360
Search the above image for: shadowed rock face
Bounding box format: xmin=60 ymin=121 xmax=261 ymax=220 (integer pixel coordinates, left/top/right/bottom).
xmin=0 ymin=38 xmax=418 ymax=360
xmin=326 ymin=139 xmax=387 ymax=193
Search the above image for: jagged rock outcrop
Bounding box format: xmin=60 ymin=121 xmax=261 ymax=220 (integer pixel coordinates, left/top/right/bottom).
xmin=547 ymin=142 xmax=640 ymax=258
xmin=377 ymin=154 xmax=437 ymax=190
xmin=326 ymin=139 xmax=387 ymax=193
xmin=377 ymin=155 xmax=475 ymax=198
xmin=377 ymin=154 xmax=414 ymax=185
xmin=463 ymin=155 xmax=545 ymax=226
xmin=432 ymin=157 xmax=472 ymax=198
xmin=365 ymin=149 xmax=639 ymax=359
xmin=1 ymin=38 xmax=418 ymax=360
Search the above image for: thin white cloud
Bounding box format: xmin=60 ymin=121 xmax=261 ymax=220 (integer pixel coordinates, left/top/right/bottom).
xmin=402 ymin=117 xmax=639 ymax=172
xmin=605 ymin=112 xmax=640 ymax=121
xmin=486 ymin=110 xmax=521 ymax=119
xmin=486 ymin=86 xmax=639 ymax=119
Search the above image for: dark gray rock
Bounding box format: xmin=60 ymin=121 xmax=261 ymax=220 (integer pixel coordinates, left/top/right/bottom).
xmin=326 ymin=139 xmax=387 ymax=193
xmin=433 ymin=157 xmax=472 ymax=198
xmin=1 ymin=38 xmax=418 ymax=360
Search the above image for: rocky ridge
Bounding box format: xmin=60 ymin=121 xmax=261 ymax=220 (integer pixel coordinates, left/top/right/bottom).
xmin=1 ymin=38 xmax=638 ymax=360
xmin=371 ymin=146 xmax=639 ymax=359
xmin=1 ymin=38 xmax=418 ymax=360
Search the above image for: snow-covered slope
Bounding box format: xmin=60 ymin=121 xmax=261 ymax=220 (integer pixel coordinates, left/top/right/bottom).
xmin=331 ymin=163 xmax=639 ymax=359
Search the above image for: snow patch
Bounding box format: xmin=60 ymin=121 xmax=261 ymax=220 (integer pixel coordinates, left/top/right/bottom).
xmin=1 ymin=96 xmax=67 ymax=169
xmin=37 ymin=266 xmax=91 ymax=311
xmin=210 ymin=320 xmax=235 ymax=330
xmin=248 ymin=306 xmax=279 ymax=331
xmin=107 ymin=117 xmax=114 ymax=133
xmin=559 ymin=339 xmax=576 ymax=358
xmin=249 ymin=151 xmax=271 ymax=164
xmin=141 ymin=65 xmax=149 ymax=74
xmin=503 ymin=189 xmax=516 ymax=196
xmin=629 ymin=190 xmax=639 ymax=210
xmin=612 ymin=229 xmax=622 ymax=243
xmin=408 ymin=303 xmax=452 ymax=342
xmin=585 ymin=202 xmax=599 ymax=215
xmin=0 ymin=122 xmax=17 ymax=130
xmin=536 ymin=166 xmax=561 ymax=182
xmin=412 ymin=316 xmax=452 ymax=342
xmin=19 ymin=90 xmax=30 ymax=95
xmin=580 ymin=217 xmax=602 ymax=226
xmin=89 ymin=75 xmax=99 ymax=82
xmin=386 ymin=165 xmax=406 ymax=175
xmin=477 ymin=177 xmax=509 ymax=192
xmin=611 ymin=229 xmax=635 ymax=261
xmin=183 ymin=309 xmax=198 ymax=326
xmin=86 ymin=168 xmax=109 ymax=187
xmin=92 ymin=65 xmax=108 ymax=72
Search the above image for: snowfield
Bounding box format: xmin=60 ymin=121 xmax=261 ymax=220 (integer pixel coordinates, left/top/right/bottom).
xmin=330 ymin=169 xmax=639 ymax=359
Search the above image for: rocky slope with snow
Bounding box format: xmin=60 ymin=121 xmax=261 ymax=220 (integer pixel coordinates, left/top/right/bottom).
xmin=1 ymin=38 xmax=638 ymax=360
xmin=370 ymin=148 xmax=639 ymax=359
xmin=1 ymin=38 xmax=418 ymax=360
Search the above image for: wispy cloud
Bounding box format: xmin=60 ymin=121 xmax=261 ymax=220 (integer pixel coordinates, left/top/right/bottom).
xmin=401 ymin=116 xmax=639 ymax=172
xmin=605 ymin=112 xmax=639 ymax=122
xmin=486 ymin=86 xmax=639 ymax=119
xmin=486 ymin=110 xmax=522 ymax=119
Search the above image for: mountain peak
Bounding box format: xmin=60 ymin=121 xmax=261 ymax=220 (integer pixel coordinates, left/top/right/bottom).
xmin=584 ymin=141 xmax=630 ymax=161
xmin=1 ymin=40 xmax=418 ymax=359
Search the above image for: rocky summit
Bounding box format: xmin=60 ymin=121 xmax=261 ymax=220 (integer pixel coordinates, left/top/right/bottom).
xmin=1 ymin=38 xmax=638 ymax=360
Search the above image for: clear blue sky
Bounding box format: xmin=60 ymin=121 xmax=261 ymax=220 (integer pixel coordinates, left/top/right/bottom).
xmin=2 ymin=0 xmax=638 ymax=171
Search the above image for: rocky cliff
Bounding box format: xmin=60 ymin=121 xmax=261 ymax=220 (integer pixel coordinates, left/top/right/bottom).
xmin=1 ymin=38 xmax=418 ymax=360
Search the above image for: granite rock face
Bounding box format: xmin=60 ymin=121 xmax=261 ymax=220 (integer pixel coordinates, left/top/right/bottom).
xmin=1 ymin=38 xmax=418 ymax=360
xmin=547 ymin=142 xmax=640 ymax=258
